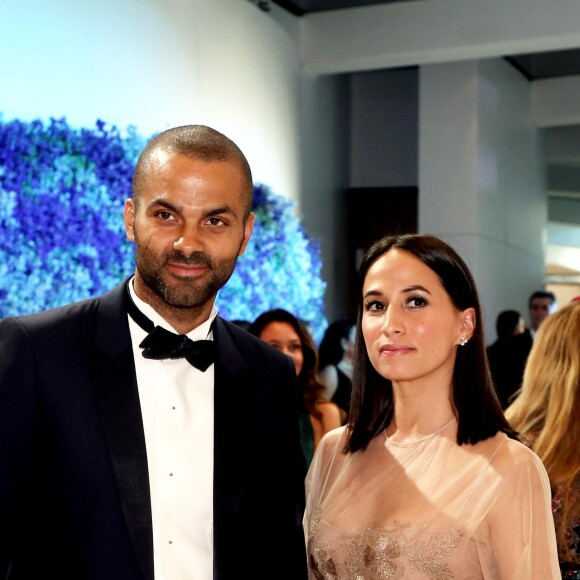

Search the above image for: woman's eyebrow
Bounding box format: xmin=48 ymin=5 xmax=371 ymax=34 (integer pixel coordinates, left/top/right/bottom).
xmin=402 ymin=284 xmax=431 ymax=295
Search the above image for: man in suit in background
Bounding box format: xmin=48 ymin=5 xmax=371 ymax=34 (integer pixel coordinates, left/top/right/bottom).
xmin=489 ymin=290 xmax=556 ymax=408
xmin=0 ymin=125 xmax=308 ymax=579
xmin=527 ymin=290 xmax=557 ymax=339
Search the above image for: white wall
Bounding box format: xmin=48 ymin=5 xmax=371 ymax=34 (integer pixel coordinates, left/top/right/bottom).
xmin=0 ymin=0 xmax=348 ymax=320
xmin=1 ymin=0 xmax=302 ymax=201
xmin=420 ymin=59 xmax=546 ymax=339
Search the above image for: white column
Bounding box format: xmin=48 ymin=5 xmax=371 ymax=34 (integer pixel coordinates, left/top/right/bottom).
xmin=419 ymin=59 xmax=547 ymax=340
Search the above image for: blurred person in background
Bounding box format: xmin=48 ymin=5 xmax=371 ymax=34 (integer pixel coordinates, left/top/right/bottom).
xmin=317 ymin=319 xmax=355 ymax=423
xmin=487 ymin=308 xmax=526 ymax=408
xmin=491 ymin=309 xmax=526 ymax=341
xmin=506 ymin=300 xmax=580 ymax=577
xmin=248 ymin=309 xmax=341 ymax=465
xmin=488 ymin=290 xmax=556 ymax=409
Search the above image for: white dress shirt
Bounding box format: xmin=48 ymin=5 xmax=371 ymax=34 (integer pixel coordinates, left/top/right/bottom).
xmin=128 ymin=280 xmax=216 ymax=579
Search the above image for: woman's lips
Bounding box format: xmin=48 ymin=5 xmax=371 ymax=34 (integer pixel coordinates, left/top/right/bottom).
xmin=379 ymin=344 xmax=414 ymax=356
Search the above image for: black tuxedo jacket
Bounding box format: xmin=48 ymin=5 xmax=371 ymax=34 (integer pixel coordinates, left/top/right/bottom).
xmin=0 ymin=281 xmax=307 ymax=579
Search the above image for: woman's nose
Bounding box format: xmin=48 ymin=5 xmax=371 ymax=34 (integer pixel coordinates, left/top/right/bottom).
xmin=382 ymin=307 xmax=403 ymax=336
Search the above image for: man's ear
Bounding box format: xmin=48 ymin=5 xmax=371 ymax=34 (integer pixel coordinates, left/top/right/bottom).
xmin=124 ymin=199 xmax=136 ymax=242
xmin=238 ymin=212 xmax=255 ymax=256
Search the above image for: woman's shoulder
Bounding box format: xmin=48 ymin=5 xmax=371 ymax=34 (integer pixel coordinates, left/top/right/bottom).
xmin=308 ymin=425 xmax=349 ymax=480
xmin=316 ymin=424 xmax=348 ymax=456
xmin=474 ymin=432 xmax=548 ymax=479
xmin=320 ymin=423 xmax=347 ymax=443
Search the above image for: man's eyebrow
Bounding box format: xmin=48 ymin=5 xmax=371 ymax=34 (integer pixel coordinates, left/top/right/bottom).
xmin=201 ymin=205 xmax=236 ymax=218
xmin=146 ymin=200 xmax=239 ymax=219
xmin=148 ymin=198 xmax=180 ymax=213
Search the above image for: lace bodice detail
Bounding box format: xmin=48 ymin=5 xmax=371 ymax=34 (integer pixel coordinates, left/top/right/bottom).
xmin=308 ymin=509 xmax=465 ymax=579
xmin=304 ymin=426 xmax=560 ymax=579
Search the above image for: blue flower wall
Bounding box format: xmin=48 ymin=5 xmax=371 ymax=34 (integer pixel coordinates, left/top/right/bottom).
xmin=0 ymin=117 xmax=327 ymax=340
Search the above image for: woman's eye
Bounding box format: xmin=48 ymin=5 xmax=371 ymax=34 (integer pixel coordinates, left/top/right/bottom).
xmin=407 ymin=295 xmax=427 ymax=308
xmin=289 ymin=344 xmax=302 ymax=353
xmin=364 ymin=300 xmax=384 ymax=312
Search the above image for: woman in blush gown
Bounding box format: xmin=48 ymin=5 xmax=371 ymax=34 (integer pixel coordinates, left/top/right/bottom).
xmin=304 ymin=233 xmax=559 ymax=579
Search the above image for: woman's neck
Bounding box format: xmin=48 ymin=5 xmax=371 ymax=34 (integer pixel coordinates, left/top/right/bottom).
xmin=387 ymin=381 xmax=455 ymax=443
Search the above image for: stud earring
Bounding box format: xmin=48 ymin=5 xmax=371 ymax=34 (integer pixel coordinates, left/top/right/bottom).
xmin=459 ymin=337 xmax=468 ymax=346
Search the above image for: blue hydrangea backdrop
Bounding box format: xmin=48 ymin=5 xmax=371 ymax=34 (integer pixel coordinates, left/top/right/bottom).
xmin=0 ymin=117 xmax=328 ymax=341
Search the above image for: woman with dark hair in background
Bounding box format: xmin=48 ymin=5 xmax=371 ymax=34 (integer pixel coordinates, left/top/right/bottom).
xmin=487 ymin=309 xmax=526 ymax=408
xmin=317 ymin=319 xmax=355 ymax=423
xmin=304 ymin=233 xmax=559 ymax=578
xmin=491 ymin=309 xmax=526 ymax=341
xmin=248 ymin=309 xmax=341 ymax=466
xmin=506 ymin=300 xmax=580 ymax=577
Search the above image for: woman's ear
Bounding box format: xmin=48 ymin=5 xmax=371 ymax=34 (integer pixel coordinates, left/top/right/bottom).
xmin=461 ymin=308 xmax=476 ymax=341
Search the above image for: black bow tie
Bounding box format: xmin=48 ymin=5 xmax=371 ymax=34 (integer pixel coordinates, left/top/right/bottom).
xmin=139 ymin=326 xmax=216 ymax=371
xmin=125 ymin=281 xmax=216 ymax=372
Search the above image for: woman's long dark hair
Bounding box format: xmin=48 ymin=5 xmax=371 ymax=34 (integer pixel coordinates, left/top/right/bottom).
xmin=248 ymin=308 xmax=325 ymax=419
xmin=318 ymin=319 xmax=355 ymax=370
xmin=345 ymin=233 xmax=518 ymax=453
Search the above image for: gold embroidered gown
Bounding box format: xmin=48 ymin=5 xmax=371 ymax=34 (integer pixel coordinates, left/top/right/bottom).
xmin=304 ymin=421 xmax=560 ymax=579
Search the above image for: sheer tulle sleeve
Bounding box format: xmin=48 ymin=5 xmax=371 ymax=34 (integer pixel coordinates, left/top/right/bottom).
xmin=304 ymin=426 xmax=346 ymax=545
xmin=481 ymin=440 xmax=560 ymax=579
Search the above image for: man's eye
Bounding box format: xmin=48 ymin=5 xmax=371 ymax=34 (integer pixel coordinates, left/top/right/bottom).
xmin=207 ymin=217 xmax=225 ymax=226
xmin=157 ymin=211 xmax=174 ymax=220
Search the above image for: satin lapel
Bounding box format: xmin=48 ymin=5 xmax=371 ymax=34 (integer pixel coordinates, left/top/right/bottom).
xmin=87 ymin=282 xmax=154 ymax=580
xmin=212 ymin=318 xmax=252 ymax=562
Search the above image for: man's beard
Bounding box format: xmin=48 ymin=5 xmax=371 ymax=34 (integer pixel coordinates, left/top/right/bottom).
xmin=134 ymin=242 xmax=239 ymax=309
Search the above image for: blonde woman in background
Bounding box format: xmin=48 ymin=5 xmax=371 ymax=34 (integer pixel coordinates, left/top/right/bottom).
xmin=506 ymin=300 xmax=580 ymax=577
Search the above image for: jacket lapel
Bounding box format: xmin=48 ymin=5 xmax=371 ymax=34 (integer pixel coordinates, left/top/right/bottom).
xmin=212 ymin=318 xmax=252 ymax=565
xmin=88 ymin=281 xmax=154 ymax=580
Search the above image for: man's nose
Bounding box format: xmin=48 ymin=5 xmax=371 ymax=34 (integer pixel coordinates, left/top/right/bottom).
xmin=173 ymin=226 xmax=202 ymax=255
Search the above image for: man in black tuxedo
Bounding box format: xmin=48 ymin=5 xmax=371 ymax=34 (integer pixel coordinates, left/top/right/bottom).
xmin=488 ymin=290 xmax=556 ymax=409
xmin=0 ymin=125 xmax=308 ymax=579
